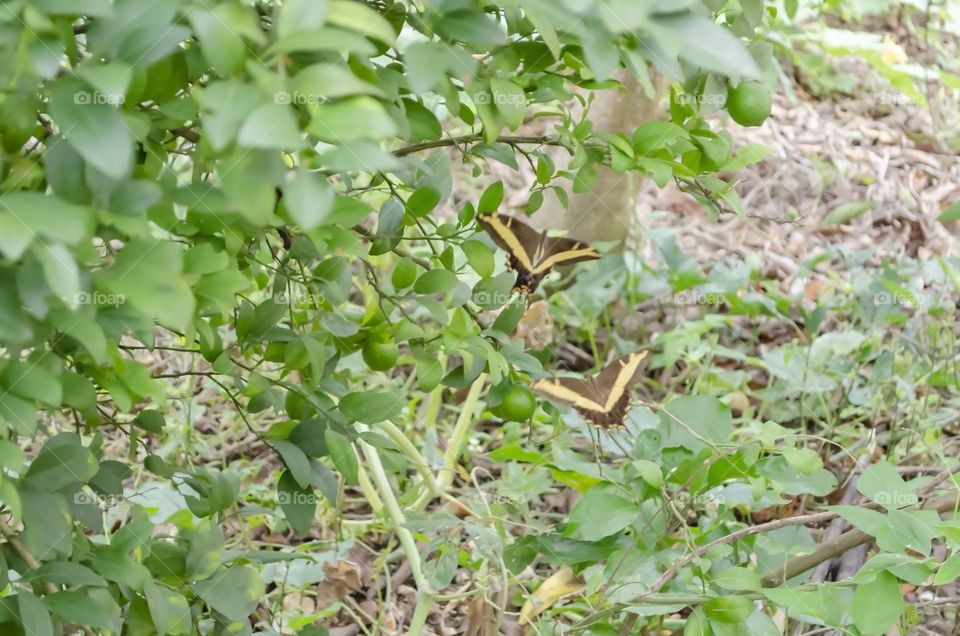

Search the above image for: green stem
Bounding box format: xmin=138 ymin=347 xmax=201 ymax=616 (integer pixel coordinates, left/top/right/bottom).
xmin=412 ymin=373 xmax=486 ymax=511
xmin=378 ymin=418 xmax=441 ymax=496
xmin=407 ymin=591 xmax=433 ymax=635
xmin=356 ymin=424 xmax=434 ymax=599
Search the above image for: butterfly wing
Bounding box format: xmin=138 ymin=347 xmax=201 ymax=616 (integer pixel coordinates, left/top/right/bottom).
xmin=594 ymin=351 xmax=647 ymax=412
xmin=476 ymin=214 xmax=542 ymax=274
xmin=530 ymin=235 xmax=601 ymax=275
xmin=531 ymin=376 xmax=605 ymax=413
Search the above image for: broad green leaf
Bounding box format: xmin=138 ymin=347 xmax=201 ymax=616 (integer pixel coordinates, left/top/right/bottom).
xmin=662 ymin=395 xmax=732 ymax=448
xmin=3 ymin=361 xmax=62 ymax=407
xmin=48 ymin=78 xmax=133 ymax=179
xmin=489 ymin=78 xmax=526 ymax=130
xmin=273 ymin=440 xmax=312 ymax=488
xmin=278 ymin=469 xmax=317 ymax=535
xmin=308 ymin=96 xmax=398 ymax=141
xmin=566 ymin=489 xmax=641 ymax=541
xmin=414 ymin=269 xmax=458 ymax=294
xmin=405 ymin=187 xmax=442 ymax=218
xmin=935 ymin=551 xmax=960 ymax=585
xmin=649 ymin=13 xmax=761 ymax=79
xmin=478 ymin=181 xmax=504 ymax=213
xmin=198 ymin=81 xmax=263 ymax=151
xmin=191 ymin=566 xmax=264 ymax=622
xmin=186 ymin=521 xmax=225 ymax=582
xmin=24 ymin=436 xmax=98 ymax=491
xmin=277 ymin=0 xmax=329 ymax=37
xmin=704 ymin=595 xmax=755 ymax=623
xmin=97 ymin=239 xmax=195 ymax=330
xmin=291 ymin=63 xmax=382 ymax=100
xmin=327 ymin=0 xmax=396 ymax=44
xmin=0 ymin=192 xmax=95 ymax=260
xmin=188 ymin=5 xmax=260 ymax=75
xmin=238 ymin=103 xmax=304 ymax=149
xmin=44 ymin=588 xmax=121 ymax=630
xmin=144 ymin=580 xmax=192 ymax=635
xmin=713 ymin=567 xmax=760 ymax=592
xmin=462 ymin=240 xmax=495 ymax=277
xmin=851 ymin=570 xmax=903 ymax=635
xmin=324 ymin=429 xmax=359 ymax=483
xmin=858 ymin=462 xmax=918 ymax=509
xmin=339 ymin=391 xmax=403 ymax=423
xmin=283 ymin=169 xmax=334 ymax=230
xmin=18 ymin=592 xmax=53 ymax=636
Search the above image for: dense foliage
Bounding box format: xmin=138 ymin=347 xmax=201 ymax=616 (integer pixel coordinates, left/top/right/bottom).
xmin=0 ymin=0 xmax=958 ymax=634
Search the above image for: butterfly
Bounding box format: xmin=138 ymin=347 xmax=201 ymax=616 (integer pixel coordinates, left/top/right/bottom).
xmin=476 ymin=214 xmax=600 ymax=294
xmin=531 ymin=352 xmax=648 ymax=429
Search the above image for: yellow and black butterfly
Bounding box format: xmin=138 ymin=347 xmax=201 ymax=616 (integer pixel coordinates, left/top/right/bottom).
xmin=531 ymin=352 xmax=648 ymax=430
xmin=477 ymin=214 xmax=600 ymax=294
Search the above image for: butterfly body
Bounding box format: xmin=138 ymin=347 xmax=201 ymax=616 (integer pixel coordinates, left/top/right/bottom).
xmin=531 ymin=352 xmax=647 ymax=430
xmin=477 ymin=214 xmax=600 ymax=294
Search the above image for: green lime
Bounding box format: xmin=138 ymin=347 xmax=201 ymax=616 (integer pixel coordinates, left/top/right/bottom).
xmin=499 ymin=385 xmax=537 ymax=422
xmin=392 ymin=257 xmax=418 ymax=289
xmin=725 ymin=81 xmax=771 ymax=127
xmin=362 ymin=338 xmax=399 ymax=371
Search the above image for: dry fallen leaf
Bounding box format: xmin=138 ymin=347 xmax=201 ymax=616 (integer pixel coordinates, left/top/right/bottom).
xmin=518 ymin=566 xmax=585 ymax=625
xmin=464 ymin=595 xmax=498 ymax=636
xmin=514 ymin=300 xmax=553 ymax=349
xmin=315 ymin=560 xmax=363 ymax=609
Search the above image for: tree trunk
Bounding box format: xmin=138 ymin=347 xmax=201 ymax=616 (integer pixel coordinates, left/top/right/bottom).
xmin=530 ymin=70 xmax=667 ymax=245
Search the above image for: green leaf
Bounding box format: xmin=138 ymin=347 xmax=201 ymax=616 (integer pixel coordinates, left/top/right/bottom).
xmin=703 ymin=595 xmax=755 ymax=623
xmin=414 ymin=269 xmax=458 ymax=294
xmin=489 ymin=78 xmax=526 ymax=130
xmin=405 ymin=187 xmax=442 ymax=218
xmin=462 ymin=240 xmax=495 ymax=278
xmin=823 ymin=201 xmax=876 ymax=225
xmin=324 ymin=429 xmax=359 ymax=483
xmin=277 ymin=0 xmax=329 ymax=37
xmin=291 ymin=63 xmax=382 ymax=100
xmin=238 ymin=103 xmax=305 ymax=149
xmin=190 ymin=566 xmax=264 ymax=622
xmin=566 ymin=489 xmax=641 ymax=541
xmin=144 ymin=580 xmax=192 ymax=635
xmin=478 ymin=181 xmax=504 ymax=213
xmin=649 ymin=13 xmax=761 ymax=79
xmin=278 ymin=469 xmax=317 ymax=535
xmin=186 ymin=521 xmax=225 ymax=582
xmin=97 ymin=239 xmax=195 ymax=330
xmin=3 ymin=361 xmax=62 ymax=407
xmin=713 ymin=567 xmax=760 ymax=592
xmin=188 ymin=5 xmax=256 ymax=75
xmin=25 ymin=562 xmax=106 ymax=588
xmin=851 ymin=570 xmax=903 ymax=635
xmin=938 ymin=201 xmax=960 ymax=223
xmin=0 ymin=192 xmax=95 ymax=260
xmin=48 ymin=78 xmax=133 ymax=179
xmin=24 ymin=437 xmax=98 ymax=491
xmin=339 ymin=390 xmax=403 ymax=424
xmin=308 ymin=96 xmax=398 ymax=142
xmin=273 ymin=440 xmax=312 ymax=488
xmin=283 ymin=169 xmax=334 ymax=230
xmin=935 ymin=551 xmax=960 ymax=585
xmin=327 ymin=0 xmax=396 ymax=44
xmin=17 ymin=592 xmax=53 ymax=636
xmin=44 ymin=589 xmax=120 ymax=631
xmin=662 ymin=395 xmax=733 ymax=448
xmin=858 ymin=462 xmax=918 ymax=510
xmin=198 ymin=81 xmax=263 ymax=151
